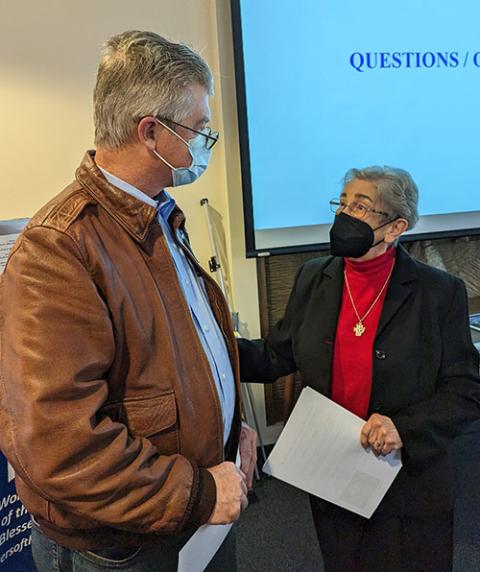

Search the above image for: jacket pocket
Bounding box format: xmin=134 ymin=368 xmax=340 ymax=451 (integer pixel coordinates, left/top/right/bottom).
xmin=103 ymin=392 xmax=179 ymax=454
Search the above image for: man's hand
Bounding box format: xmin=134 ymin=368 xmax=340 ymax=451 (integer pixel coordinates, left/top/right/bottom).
xmin=239 ymin=421 xmax=257 ymax=490
xmin=206 ymin=462 xmax=248 ymax=524
xmin=360 ymin=413 xmax=403 ymax=456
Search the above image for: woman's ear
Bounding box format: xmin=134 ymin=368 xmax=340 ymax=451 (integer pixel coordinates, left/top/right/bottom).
xmin=384 ymin=218 xmax=408 ymax=244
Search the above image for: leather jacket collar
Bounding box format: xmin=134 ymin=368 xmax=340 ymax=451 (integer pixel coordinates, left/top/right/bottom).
xmin=76 ymin=151 xmax=186 ymax=242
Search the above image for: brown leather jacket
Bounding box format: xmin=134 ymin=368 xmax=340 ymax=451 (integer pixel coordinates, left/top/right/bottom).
xmin=0 ymin=152 xmax=241 ymax=550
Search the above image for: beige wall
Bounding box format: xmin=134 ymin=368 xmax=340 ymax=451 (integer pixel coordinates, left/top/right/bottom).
xmin=0 ymin=0 xmax=281 ymax=444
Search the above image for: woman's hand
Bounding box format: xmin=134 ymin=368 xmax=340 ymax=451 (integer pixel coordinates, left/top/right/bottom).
xmin=360 ymin=414 xmax=403 ymax=456
xmin=239 ymin=421 xmax=257 ymax=489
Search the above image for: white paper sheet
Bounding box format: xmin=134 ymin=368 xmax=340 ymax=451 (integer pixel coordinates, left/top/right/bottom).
xmin=0 ymin=218 xmax=28 ymax=273
xmin=0 ymin=234 xmax=20 ymax=273
xmin=177 ymin=521 xmax=233 ymax=572
xmin=263 ymin=387 xmax=402 ymax=518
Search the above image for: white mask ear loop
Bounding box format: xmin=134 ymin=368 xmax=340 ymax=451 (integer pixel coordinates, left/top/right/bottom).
xmin=152 ymin=148 xmax=175 ymax=170
xmin=152 ymin=119 xmax=193 ymax=170
xmin=156 ymin=119 xmax=190 ymax=146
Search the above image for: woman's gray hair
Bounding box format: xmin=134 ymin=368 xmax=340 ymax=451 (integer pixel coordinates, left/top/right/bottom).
xmin=344 ymin=166 xmax=419 ymax=229
xmin=94 ymin=30 xmax=213 ymax=149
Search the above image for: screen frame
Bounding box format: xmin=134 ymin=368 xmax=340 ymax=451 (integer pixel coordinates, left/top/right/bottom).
xmin=230 ymin=0 xmax=480 ymax=258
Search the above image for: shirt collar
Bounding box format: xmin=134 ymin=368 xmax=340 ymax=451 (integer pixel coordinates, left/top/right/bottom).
xmin=98 ymin=166 xmax=177 ymax=224
xmin=98 ymin=166 xmax=157 ymax=208
xmin=155 ymin=191 xmax=177 ymax=223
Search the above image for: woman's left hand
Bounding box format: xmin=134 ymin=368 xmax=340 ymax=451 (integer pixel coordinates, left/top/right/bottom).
xmin=360 ymin=414 xmax=403 ymax=456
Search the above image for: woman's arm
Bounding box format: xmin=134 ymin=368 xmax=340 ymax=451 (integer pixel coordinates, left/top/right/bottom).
xmin=390 ymin=278 xmax=480 ymax=464
xmin=236 ymin=265 xmax=307 ymax=383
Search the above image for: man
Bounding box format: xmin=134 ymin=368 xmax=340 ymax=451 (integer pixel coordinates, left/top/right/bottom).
xmin=0 ymin=30 xmax=256 ymax=571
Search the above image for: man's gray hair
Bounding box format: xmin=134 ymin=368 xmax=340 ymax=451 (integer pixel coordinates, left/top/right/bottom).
xmin=344 ymin=166 xmax=419 ymax=229
xmin=94 ymin=30 xmax=213 ymax=149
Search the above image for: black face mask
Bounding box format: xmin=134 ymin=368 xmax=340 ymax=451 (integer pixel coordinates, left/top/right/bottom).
xmin=329 ymin=212 xmax=394 ymax=258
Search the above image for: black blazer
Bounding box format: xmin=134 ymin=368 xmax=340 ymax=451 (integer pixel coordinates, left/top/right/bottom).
xmin=238 ymin=246 xmax=480 ymax=516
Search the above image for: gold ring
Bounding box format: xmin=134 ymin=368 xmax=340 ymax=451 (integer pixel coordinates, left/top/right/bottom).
xmin=374 ymin=440 xmax=383 ymax=449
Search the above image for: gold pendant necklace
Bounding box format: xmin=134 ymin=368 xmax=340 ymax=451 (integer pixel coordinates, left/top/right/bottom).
xmin=344 ymin=259 xmax=395 ymax=337
xmin=353 ymin=321 xmax=366 ymax=337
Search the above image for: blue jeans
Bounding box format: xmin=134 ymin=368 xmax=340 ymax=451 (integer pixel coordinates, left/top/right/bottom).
xmin=31 ymin=520 xmax=237 ymax=572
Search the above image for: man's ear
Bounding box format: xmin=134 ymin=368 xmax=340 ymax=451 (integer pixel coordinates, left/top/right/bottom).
xmin=385 ymin=218 xmax=408 ymax=244
xmin=137 ymin=117 xmax=159 ymax=152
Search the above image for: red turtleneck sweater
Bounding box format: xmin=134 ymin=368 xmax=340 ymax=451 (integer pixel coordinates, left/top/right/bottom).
xmin=331 ymin=247 xmax=396 ymax=419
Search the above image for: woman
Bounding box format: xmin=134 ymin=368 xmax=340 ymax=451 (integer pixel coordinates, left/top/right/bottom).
xmin=238 ymin=166 xmax=480 ymax=571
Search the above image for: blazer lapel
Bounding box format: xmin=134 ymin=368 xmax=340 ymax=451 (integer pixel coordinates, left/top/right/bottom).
xmin=307 ymin=256 xmax=344 ymax=394
xmin=376 ymin=245 xmax=418 ymax=339
xmin=321 ymin=256 xmax=345 ymax=341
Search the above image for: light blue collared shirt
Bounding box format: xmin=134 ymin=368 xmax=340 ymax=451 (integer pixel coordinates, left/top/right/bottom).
xmin=98 ymin=167 xmax=235 ymax=444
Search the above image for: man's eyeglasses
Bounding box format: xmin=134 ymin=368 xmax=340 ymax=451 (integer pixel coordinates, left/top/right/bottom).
xmin=156 ymin=116 xmax=219 ymax=150
xmin=329 ymin=198 xmax=390 ymax=219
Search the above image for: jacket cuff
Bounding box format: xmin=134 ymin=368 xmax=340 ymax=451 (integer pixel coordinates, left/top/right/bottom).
xmin=187 ymin=467 xmax=217 ymax=527
xmin=390 ymin=414 xmax=438 ymax=466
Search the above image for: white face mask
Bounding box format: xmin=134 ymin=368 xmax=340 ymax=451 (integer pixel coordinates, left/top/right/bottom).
xmin=152 ymin=120 xmax=212 ymax=187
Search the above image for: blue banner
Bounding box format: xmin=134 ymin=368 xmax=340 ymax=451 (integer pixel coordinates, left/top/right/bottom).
xmin=0 ymin=454 xmax=35 ymax=571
